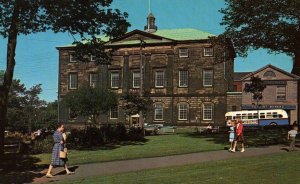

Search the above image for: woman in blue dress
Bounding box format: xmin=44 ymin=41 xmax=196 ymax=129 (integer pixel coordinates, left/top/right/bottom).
xmin=46 ymin=124 xmax=74 ymax=178
xmin=228 ymin=120 xmax=236 ymax=151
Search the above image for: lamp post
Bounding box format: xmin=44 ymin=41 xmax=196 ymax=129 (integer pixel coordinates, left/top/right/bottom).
xmin=139 ymin=39 xmax=146 ymax=130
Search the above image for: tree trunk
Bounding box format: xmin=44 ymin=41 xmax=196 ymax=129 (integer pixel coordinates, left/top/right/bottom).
xmin=291 ymin=19 xmax=300 ymax=76
xmin=0 ymin=2 xmax=20 ymax=154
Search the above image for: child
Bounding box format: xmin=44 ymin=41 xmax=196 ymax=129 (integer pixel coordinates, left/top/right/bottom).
xmin=228 ymin=120 xmax=235 ymax=151
xmin=288 ymin=126 xmax=298 ymax=151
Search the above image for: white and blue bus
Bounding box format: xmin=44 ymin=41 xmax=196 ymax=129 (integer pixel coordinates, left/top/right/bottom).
xmin=225 ymin=109 xmax=289 ymax=126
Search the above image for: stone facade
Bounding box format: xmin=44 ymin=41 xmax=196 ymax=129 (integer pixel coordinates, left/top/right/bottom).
xmin=57 ymin=28 xmax=235 ymax=127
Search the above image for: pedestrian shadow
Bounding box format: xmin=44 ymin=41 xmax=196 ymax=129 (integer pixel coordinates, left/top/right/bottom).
xmin=54 ymin=165 xmax=79 ymax=176
xmin=0 ymin=153 xmax=48 ymax=183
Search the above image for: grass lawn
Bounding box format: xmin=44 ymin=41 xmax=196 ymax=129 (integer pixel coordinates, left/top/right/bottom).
xmin=55 ymin=151 xmax=300 ymax=184
xmin=34 ymin=127 xmax=289 ymax=166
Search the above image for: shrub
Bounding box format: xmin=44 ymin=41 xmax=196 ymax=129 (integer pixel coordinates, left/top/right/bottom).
xmin=31 ymin=135 xmax=53 ymax=154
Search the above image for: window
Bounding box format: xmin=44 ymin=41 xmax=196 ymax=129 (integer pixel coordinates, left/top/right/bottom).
xmin=263 ymin=71 xmax=276 ymax=78
xmin=179 ymin=48 xmax=188 ymax=57
xmin=203 ymin=69 xmax=213 ymax=86
xmin=232 ymin=105 xmax=237 ymax=111
xmin=154 ymin=103 xmax=163 ymax=120
xmin=69 ymin=53 xmax=77 ymax=63
xmin=204 ymin=47 xmax=213 ymax=56
xmin=69 ymin=73 xmax=78 ymax=89
xmin=179 ymin=70 xmax=188 ymax=87
xmin=111 ymin=71 xmax=120 ymax=88
xmin=276 ymin=86 xmax=286 ymax=101
xmin=133 ymin=71 xmax=140 ymax=88
xmin=69 ymin=108 xmax=77 ymax=119
xmin=203 ymin=103 xmax=213 ymax=120
xmin=155 ymin=71 xmax=164 ymax=87
xmin=178 ymin=103 xmax=188 ymax=120
xmin=91 ymin=55 xmax=96 ymax=61
xmin=89 ymin=73 xmax=98 ymax=88
xmin=110 ymin=106 xmax=118 ymax=119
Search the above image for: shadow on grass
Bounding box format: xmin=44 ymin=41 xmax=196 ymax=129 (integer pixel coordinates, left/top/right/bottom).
xmin=0 ymin=153 xmax=48 ymax=184
xmin=180 ymin=127 xmax=290 ymax=148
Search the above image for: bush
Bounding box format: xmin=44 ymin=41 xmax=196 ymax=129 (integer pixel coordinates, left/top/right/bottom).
xmin=31 ymin=135 xmax=53 ymax=154
xmin=128 ymin=127 xmax=144 ymax=141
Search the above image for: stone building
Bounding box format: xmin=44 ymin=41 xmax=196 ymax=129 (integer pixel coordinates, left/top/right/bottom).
xmin=227 ymin=65 xmax=299 ymax=124
xmin=57 ymin=14 xmax=235 ymax=127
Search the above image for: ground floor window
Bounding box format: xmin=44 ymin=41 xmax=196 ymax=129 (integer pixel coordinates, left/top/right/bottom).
xmin=178 ymin=103 xmax=188 ymax=120
xmin=154 ymin=103 xmax=164 ymax=120
xmin=203 ymin=103 xmax=213 ymax=120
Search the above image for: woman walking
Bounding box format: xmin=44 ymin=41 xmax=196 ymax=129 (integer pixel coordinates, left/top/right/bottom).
xmin=228 ymin=120 xmax=236 ymax=151
xmin=46 ymin=123 xmax=74 ymax=178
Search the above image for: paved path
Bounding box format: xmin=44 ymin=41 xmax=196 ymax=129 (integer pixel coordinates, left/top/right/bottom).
xmin=32 ymin=144 xmax=290 ymax=183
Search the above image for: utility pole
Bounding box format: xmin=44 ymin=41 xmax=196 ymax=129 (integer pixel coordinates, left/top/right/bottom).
xmin=139 ymin=39 xmax=146 ymax=131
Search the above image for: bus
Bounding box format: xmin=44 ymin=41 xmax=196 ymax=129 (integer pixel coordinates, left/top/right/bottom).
xmin=225 ymin=109 xmax=289 ymax=126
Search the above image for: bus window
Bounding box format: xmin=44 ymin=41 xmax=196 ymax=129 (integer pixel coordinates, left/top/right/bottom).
xmin=248 ymin=113 xmax=253 ymax=119
xmin=253 ymin=113 xmax=258 ymax=119
xmin=226 ymin=116 xmax=232 ymax=120
xmin=260 ymin=113 xmax=265 ymax=119
xmin=236 ymin=114 xmax=241 ymax=119
xmin=278 ymin=114 xmax=283 ymax=118
xmin=266 ymin=112 xmax=272 ymax=119
xmin=272 ymin=112 xmax=278 ymax=118
xmin=242 ymin=113 xmax=247 ymax=119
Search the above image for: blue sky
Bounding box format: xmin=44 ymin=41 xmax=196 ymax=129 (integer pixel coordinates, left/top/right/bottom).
xmin=0 ymin=0 xmax=292 ymax=102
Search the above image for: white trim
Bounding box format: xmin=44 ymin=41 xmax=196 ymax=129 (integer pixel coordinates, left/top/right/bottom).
xmin=179 ymin=48 xmax=188 ymax=58
xmin=69 ymin=52 xmax=77 ymax=63
xmin=155 ymin=70 xmax=164 ymax=88
xmin=69 ymin=73 xmax=78 ymax=89
xmin=110 ymin=107 xmax=119 ymax=119
xmin=133 ymin=71 xmax=140 ymax=88
xmin=203 ymin=47 xmax=214 ymax=57
xmin=203 ymin=69 xmax=213 ymax=87
xmin=178 ymin=103 xmax=188 ymax=120
xmin=154 ymin=103 xmax=164 ymax=120
xmin=179 ymin=70 xmax=188 ymax=87
xmin=110 ymin=71 xmax=120 ymax=89
xmin=203 ymin=103 xmax=213 ymax=120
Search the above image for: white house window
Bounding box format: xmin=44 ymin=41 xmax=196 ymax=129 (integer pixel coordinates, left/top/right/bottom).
xmin=178 ymin=103 xmax=188 ymax=120
xmin=179 ymin=70 xmax=188 ymax=87
xmin=91 ymin=55 xmax=96 ymax=61
xmin=179 ymin=48 xmax=188 ymax=58
xmin=110 ymin=106 xmax=118 ymax=119
xmin=155 ymin=71 xmax=164 ymax=87
xmin=69 ymin=53 xmax=77 ymax=62
xmin=203 ymin=103 xmax=213 ymax=120
xmin=133 ymin=71 xmax=140 ymax=88
xmin=276 ymin=86 xmax=286 ymax=101
xmin=203 ymin=69 xmax=213 ymax=86
xmin=204 ymin=47 xmax=214 ymax=56
xmin=154 ymin=103 xmax=164 ymax=120
xmin=89 ymin=73 xmax=98 ymax=88
xmin=111 ymin=71 xmax=120 ymax=88
xmin=69 ymin=73 xmax=78 ymax=89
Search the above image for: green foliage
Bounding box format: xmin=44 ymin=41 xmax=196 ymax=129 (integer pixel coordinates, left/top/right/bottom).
xmin=63 ymin=86 xmax=118 ymax=124
xmin=121 ymin=92 xmax=153 ymax=117
xmin=30 ymin=135 xmax=53 ymax=154
xmin=220 ymin=0 xmax=300 ymax=57
xmin=244 ymin=76 xmax=266 ymax=101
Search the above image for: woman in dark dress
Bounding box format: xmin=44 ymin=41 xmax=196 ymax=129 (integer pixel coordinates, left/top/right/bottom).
xmin=46 ymin=124 xmax=74 ymax=178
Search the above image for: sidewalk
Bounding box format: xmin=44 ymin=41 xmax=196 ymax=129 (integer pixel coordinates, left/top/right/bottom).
xmin=33 ymin=144 xmax=289 ymax=183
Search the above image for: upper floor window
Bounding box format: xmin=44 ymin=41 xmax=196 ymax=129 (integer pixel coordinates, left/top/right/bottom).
xmin=203 ymin=69 xmax=213 ymax=86
xmin=154 ymin=103 xmax=164 ymax=120
xmin=89 ymin=73 xmax=98 ymax=88
xmin=178 ymin=103 xmax=188 ymax=120
xmin=155 ymin=71 xmax=164 ymax=87
xmin=133 ymin=71 xmax=140 ymax=88
xmin=69 ymin=53 xmax=77 ymax=63
xmin=179 ymin=48 xmax=188 ymax=58
xmin=111 ymin=71 xmax=120 ymax=88
xmin=203 ymin=103 xmax=213 ymax=120
xmin=69 ymin=73 xmax=78 ymax=89
xmin=276 ymin=86 xmax=286 ymax=101
xmin=110 ymin=106 xmax=118 ymax=119
xmin=204 ymin=47 xmax=214 ymax=57
xmin=179 ymin=70 xmax=188 ymax=87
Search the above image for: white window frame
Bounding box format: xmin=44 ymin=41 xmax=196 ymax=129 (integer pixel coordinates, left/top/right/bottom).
xmin=91 ymin=55 xmax=96 ymax=61
xmin=179 ymin=70 xmax=188 ymax=87
xmin=154 ymin=103 xmax=164 ymax=120
xmin=155 ymin=71 xmax=164 ymax=88
xmin=204 ymin=47 xmax=214 ymax=57
xmin=110 ymin=106 xmax=118 ymax=119
xmin=69 ymin=52 xmax=77 ymax=63
xmin=276 ymin=86 xmax=286 ymax=101
xmin=111 ymin=71 xmax=120 ymax=89
xmin=203 ymin=69 xmax=213 ymax=87
xmin=89 ymin=73 xmax=98 ymax=88
xmin=133 ymin=71 xmax=140 ymax=88
xmin=203 ymin=103 xmax=213 ymax=120
xmin=178 ymin=103 xmax=188 ymax=120
xmin=69 ymin=73 xmax=78 ymax=90
xmin=179 ymin=48 xmax=188 ymax=58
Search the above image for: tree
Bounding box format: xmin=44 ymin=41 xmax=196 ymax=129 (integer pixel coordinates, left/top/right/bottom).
xmin=121 ymin=92 xmax=153 ymax=125
xmin=62 ymin=86 xmax=118 ymax=125
xmin=0 ymin=1 xmax=130 ymax=154
xmin=220 ymin=0 xmax=300 ymax=75
xmin=244 ymin=76 xmax=266 ymax=111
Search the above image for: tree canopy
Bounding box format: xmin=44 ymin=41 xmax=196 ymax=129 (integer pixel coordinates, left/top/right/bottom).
xmin=220 ymin=0 xmax=300 ymax=73
xmin=244 ymin=76 xmax=266 ymax=102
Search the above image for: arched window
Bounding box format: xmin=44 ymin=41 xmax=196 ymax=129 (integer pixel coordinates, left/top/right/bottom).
xmin=263 ymin=71 xmax=276 ymax=78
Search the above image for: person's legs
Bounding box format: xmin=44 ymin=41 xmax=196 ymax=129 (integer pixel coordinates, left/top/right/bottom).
xmin=46 ymin=165 xmax=54 ymax=177
xmin=240 ymin=135 xmax=245 ymax=152
xmin=65 ymin=164 xmax=74 ymax=174
xmin=290 ymin=137 xmax=296 ymax=151
xmin=231 ymin=140 xmax=237 ymax=152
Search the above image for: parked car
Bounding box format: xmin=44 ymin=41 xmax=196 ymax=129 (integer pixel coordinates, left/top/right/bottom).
xmin=144 ymin=124 xmax=159 ymax=135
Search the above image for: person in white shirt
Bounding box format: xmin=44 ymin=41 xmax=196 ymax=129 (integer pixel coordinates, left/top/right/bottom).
xmin=288 ymin=126 xmax=298 ymax=151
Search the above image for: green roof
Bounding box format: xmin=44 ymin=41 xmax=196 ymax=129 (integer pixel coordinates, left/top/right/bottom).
xmin=57 ymin=28 xmax=215 ymax=48
xmin=153 ymin=28 xmax=215 ymax=40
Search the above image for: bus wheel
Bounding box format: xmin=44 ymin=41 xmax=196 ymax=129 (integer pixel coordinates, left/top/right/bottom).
xmin=269 ymin=122 xmax=277 ymax=126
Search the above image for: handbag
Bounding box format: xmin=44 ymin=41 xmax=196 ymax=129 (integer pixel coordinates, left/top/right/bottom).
xmin=59 ymin=150 xmax=67 ymax=158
